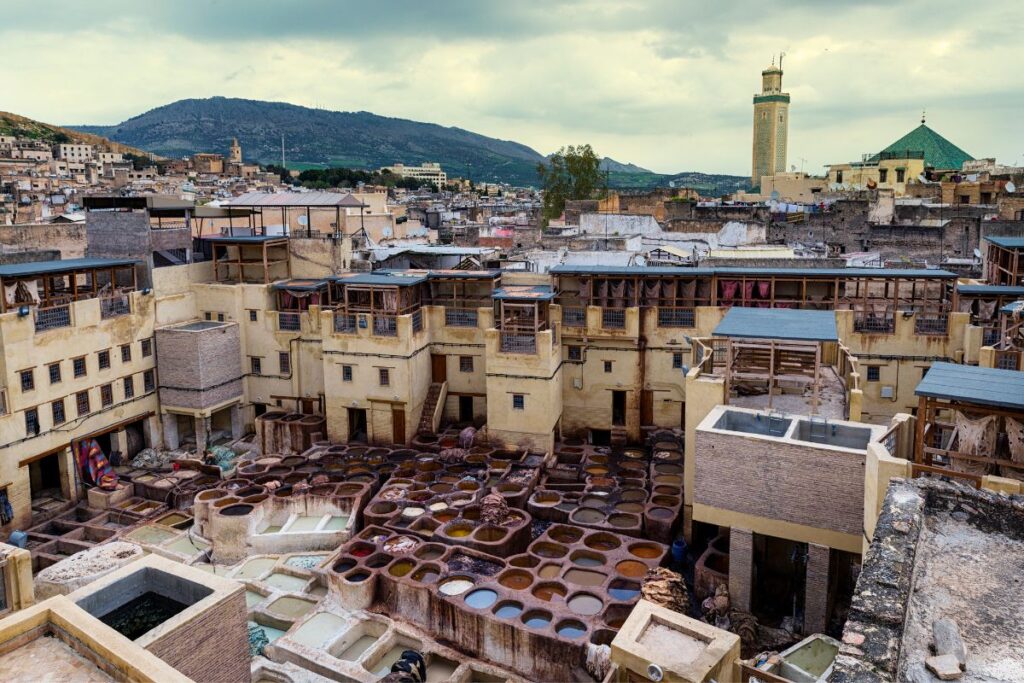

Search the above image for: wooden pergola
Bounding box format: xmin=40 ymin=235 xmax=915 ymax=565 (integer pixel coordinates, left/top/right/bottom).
xmin=914 ymin=362 xmax=1024 ymax=486
xmin=331 ymin=272 xmax=427 ymax=335
xmin=493 ymin=285 xmax=555 ymax=354
xmin=206 ymin=236 xmax=291 ymax=284
xmin=984 ymin=236 xmax=1024 ymax=286
xmin=0 ymin=258 xmax=138 ymax=313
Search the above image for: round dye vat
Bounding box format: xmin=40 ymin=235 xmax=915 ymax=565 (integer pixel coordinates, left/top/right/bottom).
xmin=615 ymin=502 xmax=644 ymax=514
xmin=383 ymin=536 xmax=418 ymax=553
xmin=538 ymin=564 xmax=561 ymax=579
xmin=608 ymin=581 xmax=641 ymax=601
xmin=654 ymin=475 xmax=682 ymax=486
xmin=521 ymin=611 xmax=552 ymax=630
xmin=439 ymin=578 xmax=474 ymax=596
xmin=434 ymin=511 xmax=457 ymax=523
xmin=570 ymin=509 xmax=604 ymax=524
xmin=414 ymin=545 xmax=445 ymax=561
xmin=532 ymin=583 xmax=567 ymax=602
xmin=629 ymin=544 xmax=662 ymax=560
xmin=532 ymin=542 xmax=568 ymax=559
xmin=584 ymin=533 xmax=621 ymax=552
xmin=564 ymin=569 xmax=605 ymax=587
xmin=570 ymin=552 xmax=605 ymax=567
xmin=616 ymin=560 xmax=647 ymax=578
xmin=494 ymin=602 xmax=523 ymax=619
xmin=412 ymin=567 xmax=440 ymax=584
xmin=464 ymin=589 xmax=498 ymax=610
xmin=579 ymin=495 xmax=606 ymax=509
xmin=556 ymin=620 xmax=587 ymax=639
xmin=509 ymin=554 xmax=540 ymax=569
xmin=350 ymin=544 xmax=373 ymax=558
xmin=333 ymin=559 xmax=356 ymax=573
xmin=568 ymin=593 xmax=603 ymax=616
xmin=608 ymin=513 xmax=638 ymax=529
xmin=648 ymin=507 xmax=674 ymax=520
xmin=619 ymin=489 xmax=647 ymax=503
xmin=498 ymin=570 xmax=533 ymax=591
xmin=548 ymin=526 xmax=583 ymax=544
xmin=622 ymin=448 xmax=645 ymax=459
xmin=346 ymin=570 xmax=371 ymax=583
xmin=584 ymin=466 xmax=609 ymax=477
xmin=651 ymin=495 xmax=680 ymax=507
xmin=445 ymin=524 xmax=473 ymax=538
xmin=388 ymin=560 xmax=415 ymax=577
xmin=428 ymin=502 xmax=449 ymax=512
xmin=365 ymin=554 xmax=393 ymax=569
xmin=401 ymin=506 xmax=426 ymax=519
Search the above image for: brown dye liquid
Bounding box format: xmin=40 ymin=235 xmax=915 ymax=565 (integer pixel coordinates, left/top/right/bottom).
xmin=564 ymin=569 xmax=605 ymax=586
xmin=630 ymin=545 xmax=661 ymax=559
xmin=532 ymin=584 xmax=567 ymax=601
xmin=499 ymin=573 xmax=533 ymax=590
xmin=616 ymin=560 xmax=647 ymax=578
xmin=538 ymin=565 xmax=561 ymax=579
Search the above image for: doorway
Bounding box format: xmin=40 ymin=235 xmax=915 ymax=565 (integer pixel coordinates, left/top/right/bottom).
xmin=392 ymin=408 xmax=406 ymax=445
xmin=348 ymin=408 xmax=368 ymax=442
xmin=458 ymin=395 xmax=474 ymax=423
xmin=612 ymin=390 xmax=626 ymax=427
xmin=640 ymin=390 xmax=654 ymax=426
xmin=431 ymin=354 xmax=447 ymax=383
xmin=751 ymin=534 xmax=807 ymax=628
xmin=29 ymin=453 xmax=64 ymax=502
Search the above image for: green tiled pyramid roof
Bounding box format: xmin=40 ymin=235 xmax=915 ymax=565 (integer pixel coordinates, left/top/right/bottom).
xmin=871 ymin=123 xmax=973 ymax=170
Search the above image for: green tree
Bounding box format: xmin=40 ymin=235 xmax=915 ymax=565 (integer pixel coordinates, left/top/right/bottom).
xmin=537 ymin=144 xmax=603 ymax=220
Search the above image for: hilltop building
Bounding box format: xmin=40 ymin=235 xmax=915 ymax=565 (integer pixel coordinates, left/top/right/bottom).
xmin=751 ymin=57 xmax=790 ymax=189
xmin=379 ymin=162 xmax=448 ymax=187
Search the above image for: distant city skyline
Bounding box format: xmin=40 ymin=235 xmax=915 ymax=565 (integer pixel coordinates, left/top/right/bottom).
xmin=6 ymin=0 xmax=1022 ymax=175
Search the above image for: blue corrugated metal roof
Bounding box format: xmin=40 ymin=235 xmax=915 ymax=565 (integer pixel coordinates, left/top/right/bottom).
xmin=378 ymin=269 xmax=501 ymax=280
xmin=203 ymin=235 xmax=289 ymax=244
xmin=0 ymin=257 xmax=139 ymax=278
xmin=985 ymin=236 xmax=1024 ymax=249
xmin=956 ymin=284 xmax=1024 ymax=296
xmin=332 ymin=273 xmax=427 ymax=287
xmin=271 ymin=278 xmax=330 ymax=292
xmin=915 ymin=361 xmax=1024 ymax=410
xmin=549 ymin=265 xmax=955 ymax=279
xmin=713 ymin=307 xmax=838 ymax=342
xmin=493 ymin=285 xmax=556 ymax=301
xmin=999 ymin=300 xmax=1024 ymax=315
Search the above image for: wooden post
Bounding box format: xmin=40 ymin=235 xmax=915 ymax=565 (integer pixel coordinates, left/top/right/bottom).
xmin=262 ymin=243 xmax=269 ymax=285
xmin=211 ymin=242 xmax=219 ymax=282
xmin=914 ymin=395 xmax=927 ymax=466
xmin=811 ymin=342 xmax=821 ymax=415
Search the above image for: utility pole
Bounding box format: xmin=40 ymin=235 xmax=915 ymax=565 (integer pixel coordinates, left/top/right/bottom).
xmin=281 ymin=133 xmax=286 ymax=171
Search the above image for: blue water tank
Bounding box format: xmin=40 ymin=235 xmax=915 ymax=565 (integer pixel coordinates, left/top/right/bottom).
xmin=8 ymin=530 xmax=28 ymax=548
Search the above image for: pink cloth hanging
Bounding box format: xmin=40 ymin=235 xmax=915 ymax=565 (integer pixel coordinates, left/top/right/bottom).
xmin=720 ymin=280 xmax=739 ymax=304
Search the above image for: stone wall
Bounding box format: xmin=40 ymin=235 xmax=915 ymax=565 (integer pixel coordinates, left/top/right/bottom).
xmin=155 ymin=322 xmax=243 ymax=410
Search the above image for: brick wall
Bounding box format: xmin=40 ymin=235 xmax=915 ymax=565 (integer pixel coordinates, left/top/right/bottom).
xmin=155 ymin=323 xmax=243 ymax=409
xmin=728 ymin=528 xmax=753 ymax=612
xmin=694 ymin=429 xmax=865 ymax=536
xmin=804 ymin=542 xmax=830 ymax=634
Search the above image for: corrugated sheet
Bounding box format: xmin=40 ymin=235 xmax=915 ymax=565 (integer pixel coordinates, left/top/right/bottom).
xmin=713 ymin=307 xmax=838 ymax=342
xmin=0 ymin=257 xmax=139 ymax=278
xmin=915 ymin=361 xmax=1024 ymax=410
xmin=226 ymin=192 xmax=366 ymax=207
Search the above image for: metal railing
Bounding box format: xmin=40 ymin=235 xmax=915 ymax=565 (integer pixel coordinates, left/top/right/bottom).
xmin=445 ymin=308 xmax=478 ymax=327
xmin=334 ymin=312 xmax=356 ymax=333
xmin=373 ymin=315 xmax=397 ymax=337
xmin=914 ymin=314 xmax=948 ymax=336
xmin=34 ymin=305 xmax=71 ymax=332
xmin=853 ymin=314 xmax=895 ymax=334
xmin=100 ymin=294 xmax=131 ymax=319
xmin=657 ymin=307 xmax=695 ymax=328
xmin=602 ymin=308 xmax=626 ymax=329
xmin=500 ymin=331 xmax=537 ymax=354
xmin=278 ymin=311 xmax=301 ymax=332
xmin=561 ymin=307 xmax=586 ymax=327
xmin=878 ymin=423 xmax=900 ymax=455
xmin=412 ymin=310 xmax=423 ymax=333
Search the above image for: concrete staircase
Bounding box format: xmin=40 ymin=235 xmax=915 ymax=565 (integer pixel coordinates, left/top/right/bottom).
xmin=418 ymin=382 xmax=446 ymax=435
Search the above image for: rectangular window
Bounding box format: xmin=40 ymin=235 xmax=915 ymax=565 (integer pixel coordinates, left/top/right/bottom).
xmin=836 ymin=170 xmax=844 ymax=183
xmin=250 ymin=357 xmax=262 ymax=374
xmin=673 ymin=352 xmax=683 ymax=369
xmin=123 ymin=376 xmax=134 ymax=399
xmin=568 ymin=345 xmax=582 ymax=361
xmin=48 ymin=363 xmax=61 ymax=384
xmin=459 ymin=356 xmax=473 ymax=373
xmin=143 ymin=370 xmax=155 ymax=392
xmin=866 ymin=366 xmax=880 ymax=382
xmin=98 ymin=350 xmax=110 ymax=370
xmin=51 ymin=399 xmax=65 ymax=425
xmin=204 ymin=311 xmax=212 ymax=321
xmin=217 ymin=313 xmax=225 ymax=322
xmin=101 ymin=384 xmax=113 ymax=407
xmin=19 ymin=369 xmax=34 ymax=392
xmin=120 ymin=344 xmax=131 ymax=363
xmin=249 ymin=310 xmax=258 ymax=322
xmin=141 ymin=338 xmax=152 ymax=357
xmin=0 ymin=390 xmax=7 ymax=416
xmin=512 ymin=394 xmax=525 ymax=410
xmin=878 ymin=168 xmax=888 ymax=183
xmin=279 ymin=351 xmax=291 ymax=374
xmin=25 ymin=408 xmax=39 ymax=436
xmin=604 ymin=360 xmax=613 ymax=373
xmin=379 ymin=368 xmax=390 ymax=386
xmin=76 ymin=390 xmax=90 ymax=416
xmin=73 ymin=356 xmax=87 ymax=377
xmin=896 ymin=169 xmax=905 ymax=183
xmin=342 ymin=365 xmax=353 ymax=382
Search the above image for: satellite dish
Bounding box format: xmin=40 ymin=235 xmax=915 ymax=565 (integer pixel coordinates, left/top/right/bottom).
xmin=1007 ymin=181 xmax=1017 ymax=193
xmin=297 ymin=215 xmax=308 ymax=226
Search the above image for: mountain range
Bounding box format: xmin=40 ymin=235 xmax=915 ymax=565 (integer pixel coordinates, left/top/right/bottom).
xmin=68 ymin=97 xmax=748 ymax=194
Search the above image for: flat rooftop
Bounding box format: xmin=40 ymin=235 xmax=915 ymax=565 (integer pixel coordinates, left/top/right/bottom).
xmin=837 ymin=479 xmax=1024 ymax=682
xmin=713 ymin=307 xmax=839 ymax=342
xmin=0 ymin=635 xmax=114 ymax=682
xmin=0 ymin=257 xmax=138 ymax=279
xmin=915 ymin=361 xmax=1024 ymax=411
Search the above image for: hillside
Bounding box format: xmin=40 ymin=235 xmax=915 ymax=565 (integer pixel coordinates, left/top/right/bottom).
xmin=0 ymin=111 xmax=154 ymax=158
xmin=71 ymin=97 xmax=547 ymax=185
xmin=68 ymin=97 xmax=747 ymax=192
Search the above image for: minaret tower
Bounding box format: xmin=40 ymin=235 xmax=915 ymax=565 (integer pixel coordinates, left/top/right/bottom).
xmin=751 ymin=54 xmax=790 ymax=189
xmin=229 ymin=137 xmax=242 ymax=164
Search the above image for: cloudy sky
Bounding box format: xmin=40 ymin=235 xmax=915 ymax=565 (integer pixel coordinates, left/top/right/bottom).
xmin=6 ymin=1 xmax=1022 ymax=175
